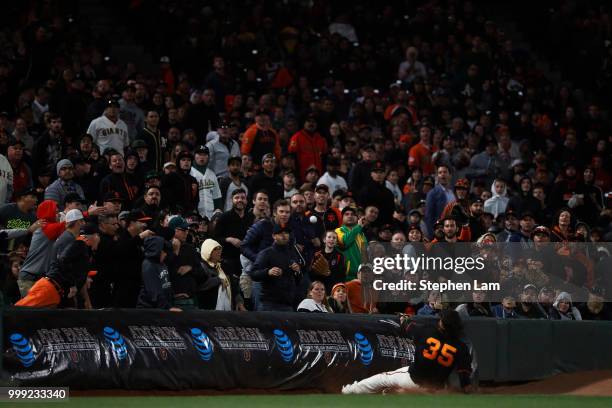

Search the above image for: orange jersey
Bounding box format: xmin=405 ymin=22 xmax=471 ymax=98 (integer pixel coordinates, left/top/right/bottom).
xmin=408 ymin=142 xmax=436 ymax=175
xmin=241 ymin=124 xmax=281 ymax=163
xmin=288 ymin=130 xmax=328 ymax=180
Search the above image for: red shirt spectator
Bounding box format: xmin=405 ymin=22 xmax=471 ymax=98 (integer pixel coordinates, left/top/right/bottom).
xmin=288 ymin=115 xmax=328 ymax=180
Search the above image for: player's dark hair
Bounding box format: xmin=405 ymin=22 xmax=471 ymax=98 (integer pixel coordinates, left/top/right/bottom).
xmin=440 ymin=310 xmax=463 ymax=338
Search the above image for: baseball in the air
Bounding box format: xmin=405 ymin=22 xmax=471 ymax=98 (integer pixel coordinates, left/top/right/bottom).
xmin=309 ymin=215 xmax=318 ymax=224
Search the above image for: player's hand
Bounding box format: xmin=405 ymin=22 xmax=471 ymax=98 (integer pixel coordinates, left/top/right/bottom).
xmin=67 ymin=286 xmax=77 ymax=299
xmin=289 ymin=262 xmax=301 ymax=273
xmin=169 ymin=307 xmax=183 ymax=312
xmin=236 ymin=303 xmax=247 ymax=312
xmin=268 ymin=267 xmax=282 ymax=277
xmin=358 ymin=217 xmax=367 ymax=227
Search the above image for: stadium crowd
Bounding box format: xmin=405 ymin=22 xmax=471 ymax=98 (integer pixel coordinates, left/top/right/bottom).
xmin=0 ymin=0 xmax=610 ymax=320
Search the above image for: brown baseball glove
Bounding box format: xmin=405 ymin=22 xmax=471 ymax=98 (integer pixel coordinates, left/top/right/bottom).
xmin=311 ymin=253 xmax=331 ymax=276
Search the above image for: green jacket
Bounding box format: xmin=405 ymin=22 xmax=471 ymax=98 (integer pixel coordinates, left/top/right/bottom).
xmin=335 ymin=224 xmax=367 ymax=281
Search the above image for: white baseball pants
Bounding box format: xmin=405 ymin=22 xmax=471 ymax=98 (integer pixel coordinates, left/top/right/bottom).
xmin=341 ymin=366 xmax=418 ymax=394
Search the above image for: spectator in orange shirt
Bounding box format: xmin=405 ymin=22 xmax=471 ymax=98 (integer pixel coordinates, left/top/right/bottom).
xmin=408 ymin=126 xmax=436 ymax=176
xmin=288 ymin=114 xmax=328 ymax=181
xmin=240 ymin=110 xmax=281 ymax=167
xmin=346 ymin=263 xmax=377 ymax=314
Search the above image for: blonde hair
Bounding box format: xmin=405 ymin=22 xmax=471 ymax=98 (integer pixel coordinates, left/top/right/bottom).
xmin=308 ymin=281 xmax=333 ymax=312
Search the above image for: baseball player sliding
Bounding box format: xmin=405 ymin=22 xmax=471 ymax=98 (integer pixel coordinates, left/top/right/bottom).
xmin=342 ymin=310 xmax=473 ymax=394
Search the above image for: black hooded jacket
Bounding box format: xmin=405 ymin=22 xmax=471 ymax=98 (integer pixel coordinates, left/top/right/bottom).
xmin=137 ymin=236 xmax=173 ymax=309
xmin=161 ymin=154 xmax=199 ymax=213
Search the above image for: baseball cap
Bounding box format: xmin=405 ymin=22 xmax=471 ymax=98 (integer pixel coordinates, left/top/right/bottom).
xmin=504 ymin=209 xmax=518 ymax=219
xmin=531 ymin=225 xmax=551 ymax=238
xmin=80 ymin=222 xmax=100 ymax=235
xmin=163 ymin=162 xmax=176 ymax=169
xmin=341 ymin=205 xmax=358 ymax=215
xmin=408 ymin=223 xmax=422 ymax=233
xmin=14 ymin=187 xmax=38 ymax=199
xmin=455 ymin=178 xmax=470 ymax=189
xmin=168 ymin=216 xmax=189 ymax=232
xmin=145 ymin=171 xmax=161 ymax=181
xmin=380 ymin=224 xmax=393 ymax=232
xmin=65 ymin=209 xmax=84 ymax=223
xmin=118 ymin=211 xmax=130 ymax=221
xmin=315 ymin=184 xmax=329 ymax=193
xmin=177 ymin=150 xmax=194 ymax=161
xmin=125 ymin=149 xmax=139 ymax=160
xmin=409 ymin=209 xmax=422 ymax=217
xmin=218 ymin=120 xmax=231 ymax=129
xmin=106 ymin=99 xmax=120 ymax=108
xmin=423 ymin=176 xmax=435 ymax=186
xmin=103 ymin=191 xmax=123 ymax=202
xmin=127 ymin=209 xmax=152 ymax=223
xmin=371 ymin=161 xmax=386 ymax=172
xmin=418 ymin=199 xmax=426 ymax=207
xmin=186 ymin=213 xmax=203 ymax=226
xmin=272 ymin=223 xmax=291 ymax=234
xmin=261 ymin=152 xmax=275 ymax=164
xmin=520 ymin=211 xmax=535 ymax=220
xmin=340 ymin=191 xmax=354 ymax=201
xmin=131 ymin=139 xmax=148 ymax=149
xmin=64 ymin=192 xmax=86 ymax=205
xmin=305 ymin=165 xmax=320 ymax=174
xmin=195 ymin=145 xmax=210 ymax=155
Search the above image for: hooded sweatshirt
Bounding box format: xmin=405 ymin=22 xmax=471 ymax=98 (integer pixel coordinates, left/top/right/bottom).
xmin=550 ymin=292 xmax=582 ymax=320
xmin=137 ymin=236 xmax=173 ymax=309
xmin=19 ymin=200 xmax=66 ymax=281
xmin=483 ymin=180 xmax=509 ymax=218
xmin=161 ymin=155 xmax=199 ymax=213
xmin=200 ymin=239 xmax=232 ymax=311
xmin=506 ymin=176 xmax=541 ymax=218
